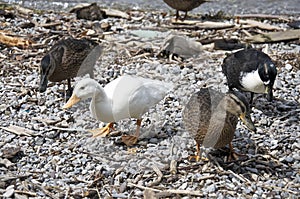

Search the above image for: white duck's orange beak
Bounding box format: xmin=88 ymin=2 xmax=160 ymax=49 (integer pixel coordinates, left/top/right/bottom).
xmin=63 ymin=94 xmax=81 ymax=109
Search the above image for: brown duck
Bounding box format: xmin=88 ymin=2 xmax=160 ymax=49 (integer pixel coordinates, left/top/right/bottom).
xmin=182 ymin=87 xmax=256 ymax=161
xmin=39 ymin=38 xmax=102 ymax=97
xmin=163 ymin=0 xmax=209 ymax=20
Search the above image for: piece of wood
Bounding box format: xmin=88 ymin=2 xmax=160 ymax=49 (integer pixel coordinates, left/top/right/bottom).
xmin=14 ymin=5 xmax=33 ymax=15
xmin=170 ymin=20 xmax=234 ymax=30
xmin=1 ymin=125 xmax=36 ymax=136
xmin=196 ymin=21 xmax=235 ymax=29
xmin=169 ymin=159 xmax=177 ymax=175
xmin=246 ymin=29 xmax=300 ymax=43
xmin=14 ymin=190 xmax=37 ymax=197
xmin=239 ymin=19 xmax=283 ymax=30
xmin=0 ymin=30 xmax=32 ymax=49
xmin=102 ymin=8 xmax=129 ymax=19
xmin=235 ymin=14 xmax=289 ymax=22
xmin=171 ymin=18 xmax=198 ymax=25
xmin=0 ymin=158 xmax=13 ymax=167
xmin=128 ymin=182 xmax=204 ymax=196
xmin=32 ymin=117 xmax=62 ymax=125
xmin=147 ymin=165 xmax=163 ymax=187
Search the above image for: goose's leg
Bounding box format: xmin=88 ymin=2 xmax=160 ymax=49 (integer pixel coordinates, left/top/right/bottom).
xmin=88 ymin=122 xmax=115 ymax=137
xmin=122 ymin=119 xmax=142 ymax=146
xmin=183 ymin=11 xmax=188 ymax=20
xmin=227 ymin=142 xmax=247 ymax=162
xmin=249 ymin=92 xmax=254 ymax=106
xmin=175 ymin=10 xmax=180 ymax=20
xmin=66 ymin=79 xmax=73 ymax=100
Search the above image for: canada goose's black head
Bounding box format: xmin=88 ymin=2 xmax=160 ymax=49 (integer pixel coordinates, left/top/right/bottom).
xmin=258 ymin=60 xmax=277 ymax=101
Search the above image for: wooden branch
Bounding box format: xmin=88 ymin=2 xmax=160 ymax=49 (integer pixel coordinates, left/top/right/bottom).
xmin=235 ymin=14 xmax=290 ymax=22
xmin=147 ymin=165 xmax=163 ymax=187
xmin=14 ymin=190 xmax=37 ymax=197
xmin=169 ymin=160 xmax=177 ymax=175
xmin=167 ymin=21 xmax=234 ymax=30
xmin=246 ymin=29 xmax=300 ymax=43
xmin=102 ymin=8 xmax=130 ymax=19
xmin=15 ymin=5 xmax=33 ymax=16
xmin=128 ymin=182 xmax=204 ymax=196
xmin=49 ymin=126 xmax=86 ymax=132
xmin=1 ymin=125 xmax=36 ymax=136
xmin=228 ymin=170 xmax=251 ymax=184
xmin=0 ymin=31 xmax=32 ymax=49
xmin=238 ymin=19 xmax=283 ymax=30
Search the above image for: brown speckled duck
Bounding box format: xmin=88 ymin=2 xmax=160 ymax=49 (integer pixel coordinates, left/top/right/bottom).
xmin=39 ymin=38 xmax=102 ymax=97
xmin=182 ymin=87 xmax=256 ymax=161
xmin=163 ymin=0 xmax=209 ymax=20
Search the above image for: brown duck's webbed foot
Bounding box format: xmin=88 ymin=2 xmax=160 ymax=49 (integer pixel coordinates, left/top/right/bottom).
xmin=227 ymin=143 xmax=248 ymax=162
xmin=189 ymin=143 xmax=209 ymax=162
xmin=88 ymin=123 xmax=115 ymax=137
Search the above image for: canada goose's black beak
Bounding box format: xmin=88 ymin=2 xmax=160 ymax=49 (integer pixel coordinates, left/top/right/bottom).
xmin=266 ymin=85 xmax=273 ymax=102
xmin=39 ymin=73 xmax=48 ymax=93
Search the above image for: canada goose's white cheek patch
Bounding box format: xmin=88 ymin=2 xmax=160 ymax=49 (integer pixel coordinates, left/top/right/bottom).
xmin=240 ymin=70 xmax=267 ymax=94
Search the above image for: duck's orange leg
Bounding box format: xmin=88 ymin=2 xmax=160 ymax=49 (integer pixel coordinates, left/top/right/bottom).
xmin=122 ymin=119 xmax=142 ymax=146
xmin=227 ymin=142 xmax=248 ymax=162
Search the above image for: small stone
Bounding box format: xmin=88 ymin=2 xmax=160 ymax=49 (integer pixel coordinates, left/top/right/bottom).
xmin=285 ymin=64 xmax=293 ymax=71
xmin=179 ymin=182 xmax=188 ymax=190
xmin=285 ymin=156 xmax=294 ymax=163
xmin=206 ymin=184 xmax=216 ymax=193
xmin=292 ymin=153 xmax=300 ymax=160
xmin=3 ymin=185 xmax=14 ymax=198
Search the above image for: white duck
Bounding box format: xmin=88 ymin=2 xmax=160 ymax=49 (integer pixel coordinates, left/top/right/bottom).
xmin=63 ymin=75 xmax=173 ymax=146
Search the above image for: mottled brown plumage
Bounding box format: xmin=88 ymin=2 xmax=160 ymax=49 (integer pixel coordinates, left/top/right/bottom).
xmin=182 ymin=88 xmax=256 ymax=161
xmin=163 ymin=0 xmax=209 ymax=20
xmin=39 ymin=38 xmax=102 ymax=96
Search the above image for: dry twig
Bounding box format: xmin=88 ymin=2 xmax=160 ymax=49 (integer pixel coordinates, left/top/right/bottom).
xmin=1 ymin=125 xmax=36 ymax=136
xmin=147 ymin=165 xmax=163 ymax=187
xmin=128 ymin=182 xmax=204 ymax=197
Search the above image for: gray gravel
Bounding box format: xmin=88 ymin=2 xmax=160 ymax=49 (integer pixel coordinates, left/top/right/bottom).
xmin=0 ymin=1 xmax=299 ymax=199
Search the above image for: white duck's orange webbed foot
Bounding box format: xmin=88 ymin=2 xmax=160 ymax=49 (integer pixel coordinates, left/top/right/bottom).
xmin=121 ymin=135 xmax=138 ymax=146
xmin=88 ymin=123 xmax=114 ymax=137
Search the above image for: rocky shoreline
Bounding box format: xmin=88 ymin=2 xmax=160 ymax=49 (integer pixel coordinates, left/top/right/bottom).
xmin=0 ymin=1 xmax=299 ymax=198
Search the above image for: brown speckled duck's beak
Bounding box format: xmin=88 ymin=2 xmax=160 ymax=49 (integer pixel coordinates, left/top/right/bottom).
xmin=63 ymin=94 xmax=81 ymax=109
xmin=240 ymin=113 xmax=256 ymax=132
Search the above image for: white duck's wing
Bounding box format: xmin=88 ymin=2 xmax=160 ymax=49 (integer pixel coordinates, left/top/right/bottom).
xmin=104 ymin=76 xmax=143 ymax=121
xmin=104 ymin=76 xmax=172 ymax=121
xmin=128 ymin=78 xmax=172 ymax=118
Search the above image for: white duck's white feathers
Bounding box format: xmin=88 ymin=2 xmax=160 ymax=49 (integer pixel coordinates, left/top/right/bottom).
xmin=73 ymin=75 xmax=173 ymax=123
